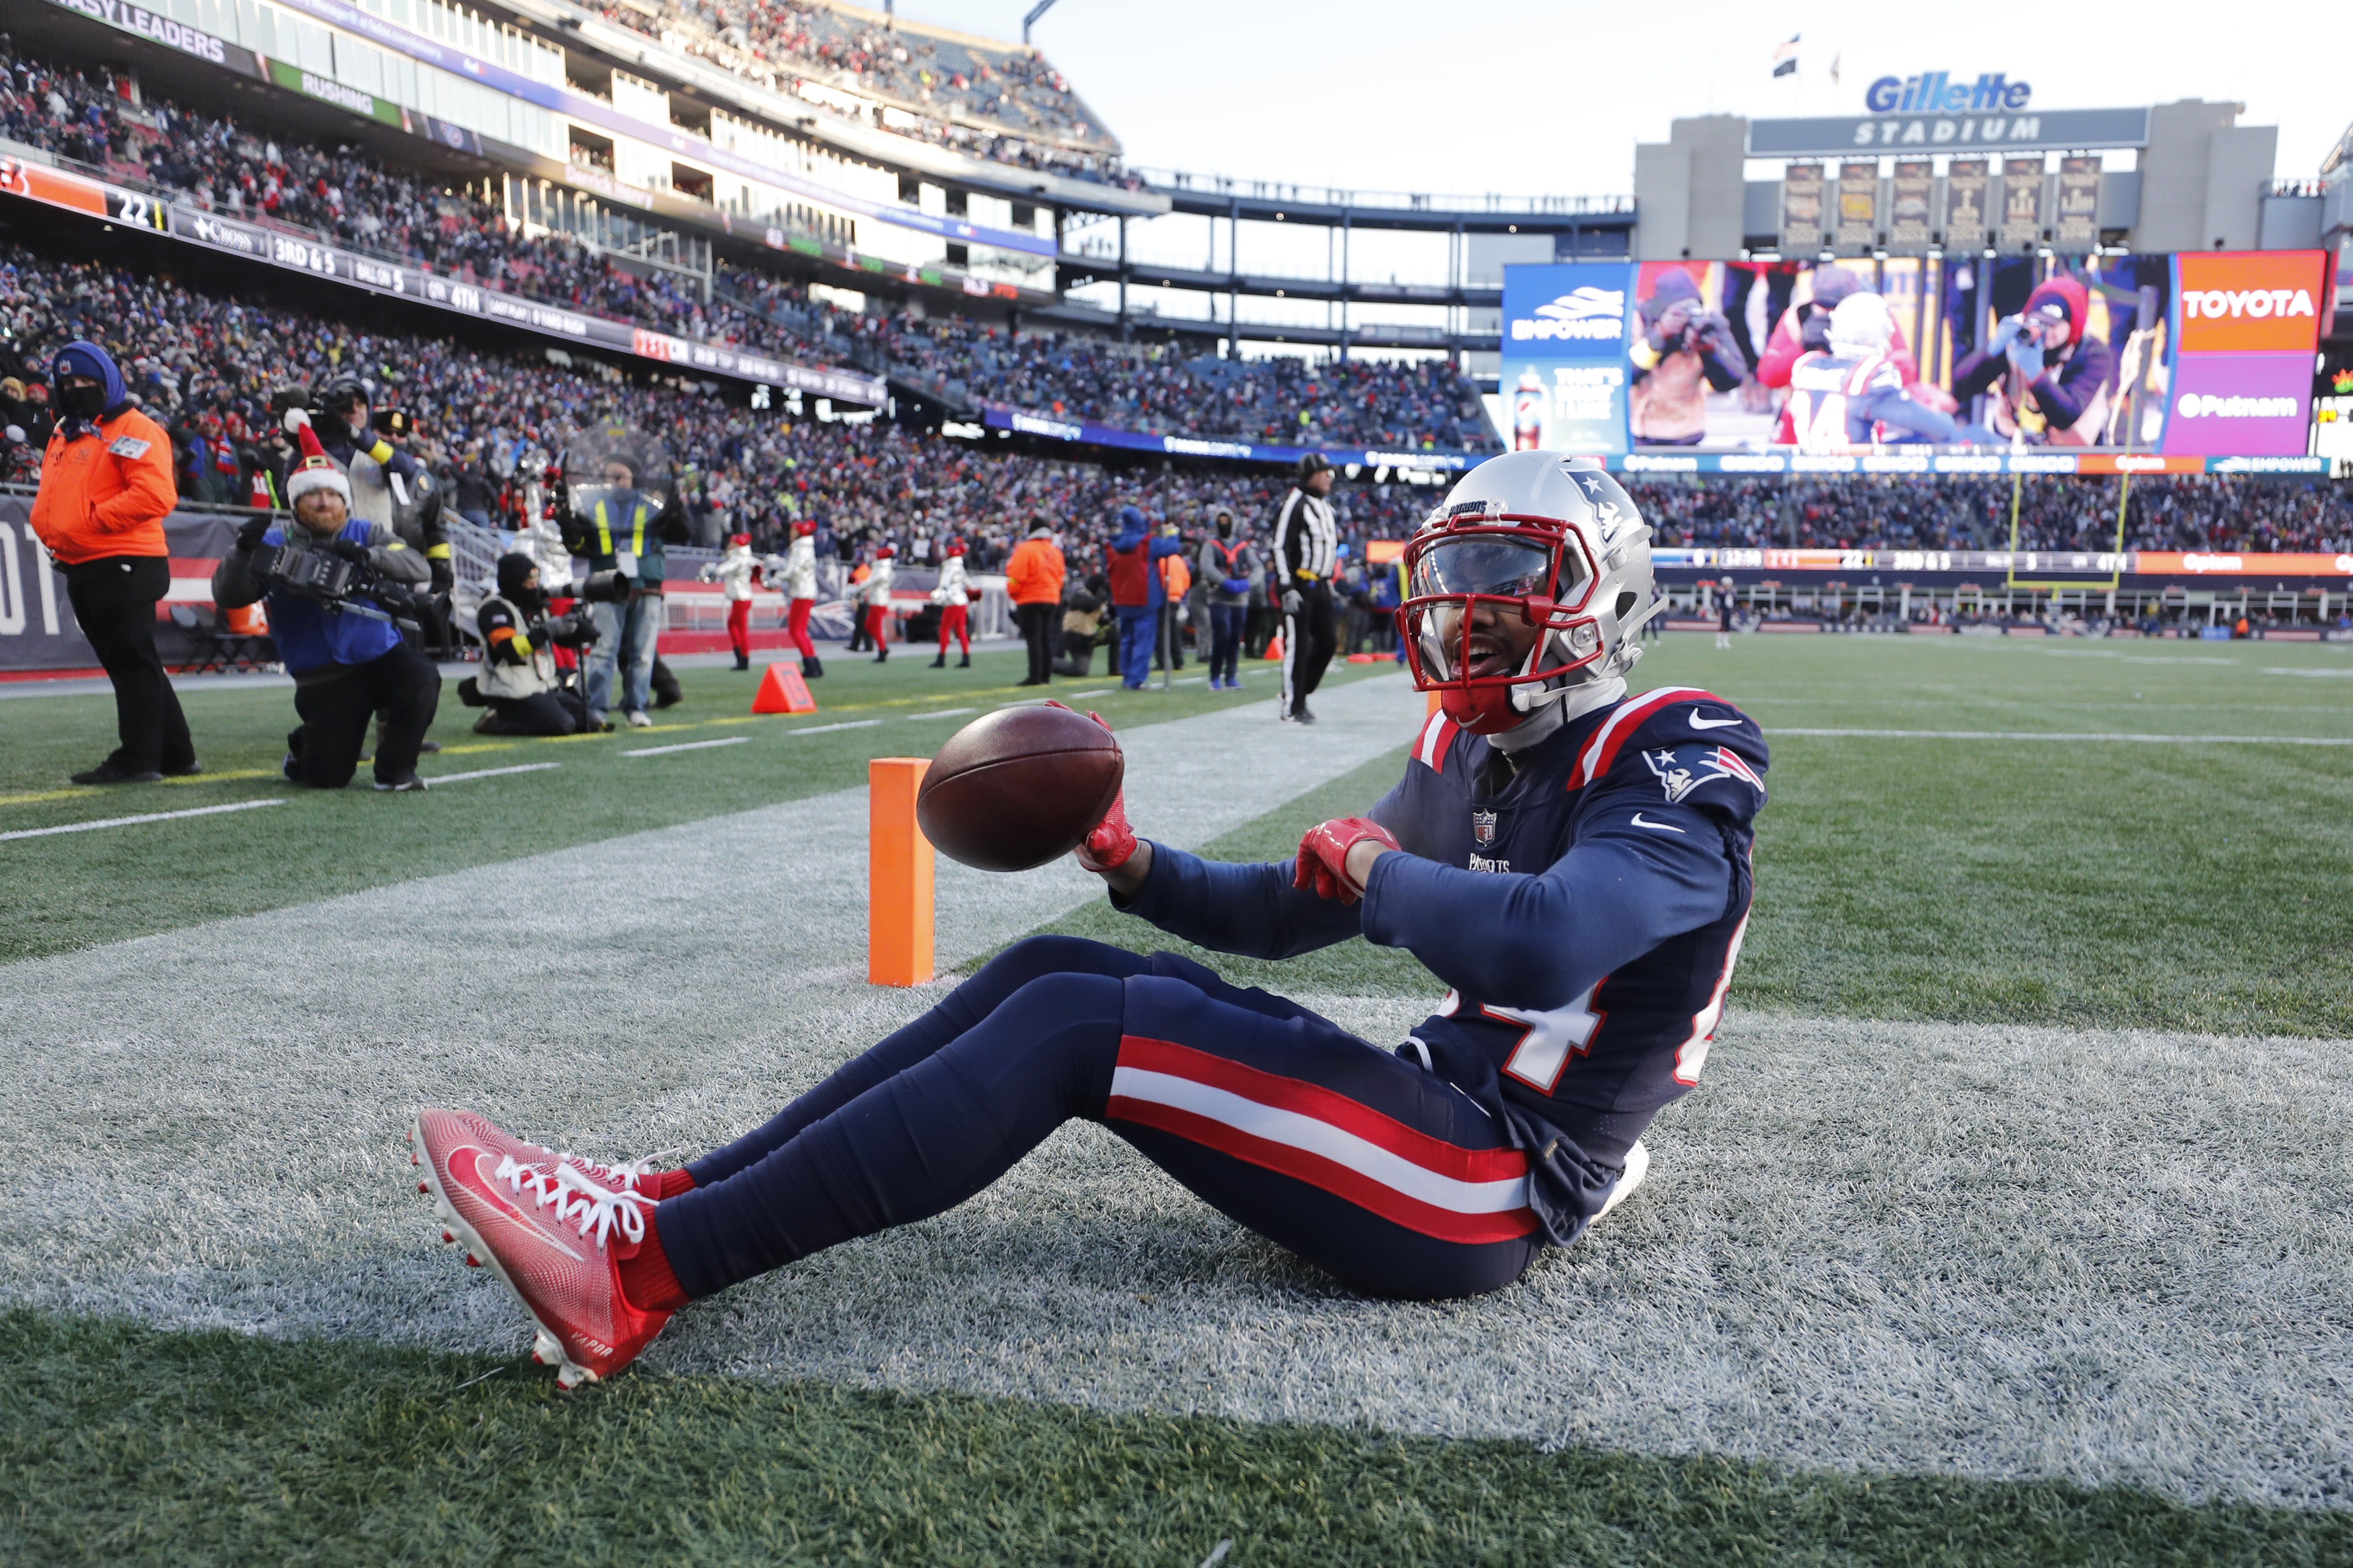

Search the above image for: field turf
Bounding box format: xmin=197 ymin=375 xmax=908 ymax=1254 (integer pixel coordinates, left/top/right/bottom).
xmin=4 ymin=630 xmax=2349 ymax=1564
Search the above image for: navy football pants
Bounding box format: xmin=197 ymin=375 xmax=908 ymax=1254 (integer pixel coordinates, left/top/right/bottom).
xmin=658 ymin=935 xmax=1545 ymax=1301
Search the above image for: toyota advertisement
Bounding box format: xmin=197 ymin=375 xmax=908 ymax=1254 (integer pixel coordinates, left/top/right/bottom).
xmin=1500 ymin=249 xmax=2332 ymax=466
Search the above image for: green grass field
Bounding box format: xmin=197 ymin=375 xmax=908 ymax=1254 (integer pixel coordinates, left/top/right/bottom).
xmin=4 ymin=630 xmax=2350 ymax=1564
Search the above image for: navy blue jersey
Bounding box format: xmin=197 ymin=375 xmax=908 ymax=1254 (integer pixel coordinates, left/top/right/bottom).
xmin=1120 ymin=684 xmax=1767 ymax=1243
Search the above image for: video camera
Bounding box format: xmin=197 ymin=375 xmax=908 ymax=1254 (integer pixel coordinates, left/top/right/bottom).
xmin=262 ymin=530 xmax=425 ymax=632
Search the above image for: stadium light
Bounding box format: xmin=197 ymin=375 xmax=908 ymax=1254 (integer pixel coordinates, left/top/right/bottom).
xmin=1022 ymin=0 xmax=1059 ymax=44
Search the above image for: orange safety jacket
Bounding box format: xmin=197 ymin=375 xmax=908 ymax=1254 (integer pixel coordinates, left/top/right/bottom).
xmin=29 ymin=405 xmax=176 ymax=565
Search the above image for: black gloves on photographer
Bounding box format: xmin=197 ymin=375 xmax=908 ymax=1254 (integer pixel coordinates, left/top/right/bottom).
xmin=429 ymin=558 xmax=456 ymax=595
xmin=326 ymin=539 xmax=371 ymax=565
xmin=544 ymin=609 xmax=600 ymax=649
xmin=236 ymin=514 xmax=273 ymax=554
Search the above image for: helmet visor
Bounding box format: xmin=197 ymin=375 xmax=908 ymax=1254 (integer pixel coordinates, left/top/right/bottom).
xmin=1409 ymin=537 xmax=1573 ymax=601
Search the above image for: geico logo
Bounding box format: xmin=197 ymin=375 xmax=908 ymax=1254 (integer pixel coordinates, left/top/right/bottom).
xmin=2181 ymin=289 xmax=2316 ymax=321
xmin=2175 ymin=393 xmax=2298 ymax=419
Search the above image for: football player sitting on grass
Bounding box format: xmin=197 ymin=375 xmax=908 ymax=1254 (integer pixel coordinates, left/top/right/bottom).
xmin=408 ymin=454 xmax=1770 ymax=1390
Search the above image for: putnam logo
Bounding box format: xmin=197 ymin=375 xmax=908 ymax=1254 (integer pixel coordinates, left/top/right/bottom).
xmin=1510 ymin=288 xmax=1626 ymax=343
xmin=2174 ymin=393 xmax=2299 ymax=420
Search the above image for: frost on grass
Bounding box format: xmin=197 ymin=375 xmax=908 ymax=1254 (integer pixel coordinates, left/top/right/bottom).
xmin=6 ymin=673 xmax=2353 ymax=1508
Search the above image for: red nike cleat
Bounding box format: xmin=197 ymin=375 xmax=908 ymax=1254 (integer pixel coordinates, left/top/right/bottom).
xmin=412 ymin=1107 xmax=673 ymax=1389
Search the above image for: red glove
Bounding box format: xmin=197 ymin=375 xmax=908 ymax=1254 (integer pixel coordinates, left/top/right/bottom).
xmin=1045 ymin=702 xmax=1139 ymax=873
xmin=1293 ymin=817 xmax=1401 ymax=906
xmin=1077 ymin=791 xmax=1138 ymax=872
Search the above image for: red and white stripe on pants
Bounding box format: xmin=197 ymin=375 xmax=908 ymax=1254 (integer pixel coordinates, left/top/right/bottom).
xmin=1106 ymin=1035 xmax=1537 ymax=1244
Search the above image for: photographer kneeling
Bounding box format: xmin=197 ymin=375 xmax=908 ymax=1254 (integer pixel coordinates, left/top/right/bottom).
xmin=457 ymin=553 xmax=598 ymax=736
xmin=212 ymin=413 xmax=440 ymax=791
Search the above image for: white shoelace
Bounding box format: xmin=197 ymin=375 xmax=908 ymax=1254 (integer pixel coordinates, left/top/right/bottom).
xmin=495 ymin=1154 xmax=651 ymax=1250
xmin=556 ymin=1147 xmax=682 ymax=1193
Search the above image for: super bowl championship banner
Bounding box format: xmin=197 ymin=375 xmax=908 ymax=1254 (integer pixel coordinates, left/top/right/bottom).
xmin=1502 ymin=248 xmax=2333 ymax=463
xmin=0 ymin=147 xmax=885 ymax=407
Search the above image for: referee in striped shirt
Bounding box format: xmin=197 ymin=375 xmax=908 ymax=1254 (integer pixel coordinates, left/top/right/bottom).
xmin=1272 ymin=454 xmax=1339 ymax=724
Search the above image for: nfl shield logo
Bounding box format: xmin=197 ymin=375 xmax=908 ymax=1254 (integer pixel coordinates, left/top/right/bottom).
xmin=1471 ymin=810 xmax=1498 ymax=847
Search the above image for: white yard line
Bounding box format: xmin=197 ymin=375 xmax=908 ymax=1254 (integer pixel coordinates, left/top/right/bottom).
xmin=906 ymin=708 xmax=978 ymax=721
xmin=424 ymin=763 xmax=565 ymax=783
xmin=2267 ymin=667 xmax=2353 ymax=678
xmin=1773 ymin=727 xmax=2353 ymax=746
xmin=624 ymin=738 xmax=752 ymax=756
xmin=0 ymin=798 xmax=284 ymax=842
xmin=782 ymin=720 xmax=885 ymax=735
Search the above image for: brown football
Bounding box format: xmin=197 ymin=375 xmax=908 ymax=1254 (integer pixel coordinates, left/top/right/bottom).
xmin=917 ymin=704 xmax=1125 ymax=872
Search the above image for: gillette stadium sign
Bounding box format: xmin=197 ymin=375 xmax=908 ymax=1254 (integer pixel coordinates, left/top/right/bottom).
xmin=1750 ymin=101 xmax=2149 ymax=156
xmin=1865 ymin=72 xmax=2031 ymax=115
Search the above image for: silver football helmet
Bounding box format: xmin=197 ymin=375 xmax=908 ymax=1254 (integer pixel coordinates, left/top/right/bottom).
xmin=1400 ymin=452 xmax=1659 ymax=734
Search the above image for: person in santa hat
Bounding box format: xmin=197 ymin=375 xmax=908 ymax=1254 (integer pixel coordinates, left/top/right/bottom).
xmin=766 ymin=520 xmax=824 ymax=679
xmin=928 ymin=537 xmax=973 ymax=669
xmin=211 ymin=408 xmax=440 ymax=790
xmin=699 ymin=532 xmax=759 ymax=671
xmin=861 ymin=543 xmax=896 ymax=663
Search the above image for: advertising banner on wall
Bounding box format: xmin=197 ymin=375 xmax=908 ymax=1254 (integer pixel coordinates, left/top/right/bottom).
xmin=2160 ymin=250 xmax=2332 ymax=457
xmin=1499 ymin=263 xmax=1634 ymax=455
xmin=0 ymin=500 xmax=239 ymax=674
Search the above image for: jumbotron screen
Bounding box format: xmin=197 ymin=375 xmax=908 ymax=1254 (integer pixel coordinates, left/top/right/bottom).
xmin=1500 ymin=250 xmax=2334 ymax=465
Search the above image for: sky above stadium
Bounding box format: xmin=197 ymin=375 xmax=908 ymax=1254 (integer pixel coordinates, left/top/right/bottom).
xmin=897 ymin=1 xmax=2344 ymax=200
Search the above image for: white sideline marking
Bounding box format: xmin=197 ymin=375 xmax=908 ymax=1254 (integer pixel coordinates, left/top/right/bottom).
xmin=906 ymin=708 xmax=977 ymax=721
xmin=1064 ymin=689 xmax=1111 ymax=699
xmin=0 ymin=798 xmax=285 ymax=842
xmin=784 ymin=720 xmax=884 ymax=735
xmin=425 ymin=763 xmax=564 ymax=784
xmin=624 ymin=738 xmax=751 ymax=756
xmin=1774 ymin=728 xmax=2353 ymax=746
xmin=2266 ymin=667 xmax=2353 ymax=679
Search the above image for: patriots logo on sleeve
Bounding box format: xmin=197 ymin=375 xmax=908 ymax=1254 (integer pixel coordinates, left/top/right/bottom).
xmin=1643 ymin=745 xmax=1762 ymax=805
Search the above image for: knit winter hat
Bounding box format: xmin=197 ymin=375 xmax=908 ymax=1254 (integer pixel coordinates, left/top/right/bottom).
xmin=282 ymin=407 xmax=351 ymax=508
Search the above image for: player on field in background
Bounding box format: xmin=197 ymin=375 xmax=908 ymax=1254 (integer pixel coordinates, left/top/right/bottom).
xmin=930 ymin=537 xmax=973 ymax=668
xmin=1273 ymin=455 xmax=1340 ymax=724
xmin=409 ymin=452 xmax=1769 ymax=1392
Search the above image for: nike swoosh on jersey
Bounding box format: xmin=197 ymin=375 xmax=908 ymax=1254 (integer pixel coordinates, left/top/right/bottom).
xmin=1688 ymin=710 xmax=1744 ymax=730
xmin=1630 ymin=813 xmax=1687 ymax=833
xmin=450 ymin=1146 xmax=586 ymax=1261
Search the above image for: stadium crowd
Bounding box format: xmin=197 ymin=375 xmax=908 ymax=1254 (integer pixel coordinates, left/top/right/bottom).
xmin=1 ymin=37 xmax=1492 ymax=453
xmin=587 ymin=0 xmax=1125 ymax=182
xmin=1628 ymin=475 xmax=2353 ymax=557
xmin=747 ymin=290 xmax=1501 ymax=453
xmin=0 ymin=247 xmax=1436 ymax=566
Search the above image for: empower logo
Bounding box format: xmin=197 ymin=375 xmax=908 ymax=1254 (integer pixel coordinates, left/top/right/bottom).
xmin=2176 ymin=252 xmax=2331 ymax=353
xmin=1510 ymin=288 xmax=1626 ymax=343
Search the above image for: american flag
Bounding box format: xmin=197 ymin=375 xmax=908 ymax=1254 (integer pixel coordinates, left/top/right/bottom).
xmin=1770 ymin=35 xmax=1800 ymax=78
